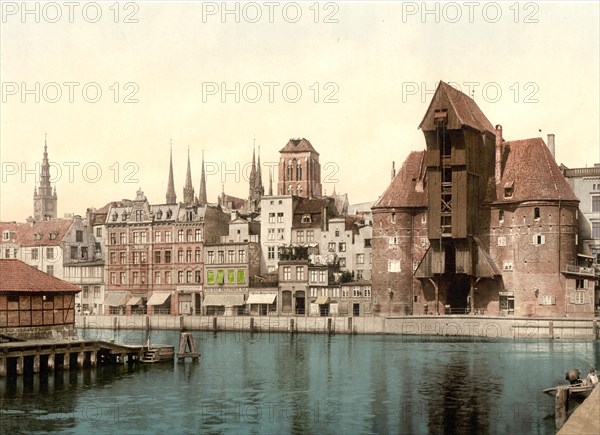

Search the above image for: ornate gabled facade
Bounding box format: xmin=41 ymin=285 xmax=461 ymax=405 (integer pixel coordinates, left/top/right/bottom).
xmin=372 ymin=81 xmax=589 ymax=318
xmin=33 ymin=136 xmax=58 ymax=221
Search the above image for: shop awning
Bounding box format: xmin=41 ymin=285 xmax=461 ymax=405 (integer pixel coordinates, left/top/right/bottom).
xmin=105 ymin=292 xmax=127 ymax=307
xmin=126 ymin=296 xmax=144 ymax=306
xmin=147 ymin=292 xmax=171 ymax=306
xmin=315 ymin=296 xmax=330 ymax=305
xmin=246 ymin=293 xmax=277 ymax=305
xmin=203 ymin=294 xmax=245 ymax=306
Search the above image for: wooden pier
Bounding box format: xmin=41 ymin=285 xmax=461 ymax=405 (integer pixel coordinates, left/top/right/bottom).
xmin=0 ymin=338 xmax=174 ymax=376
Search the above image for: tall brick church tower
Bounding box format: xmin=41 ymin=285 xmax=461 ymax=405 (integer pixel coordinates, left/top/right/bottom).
xmin=33 ymin=136 xmax=57 ymax=221
xmin=278 ymin=138 xmax=321 ymax=198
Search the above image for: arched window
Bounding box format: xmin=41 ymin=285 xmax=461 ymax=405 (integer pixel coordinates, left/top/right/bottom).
xmin=287 ymin=161 xmax=294 ymax=181
xmin=297 ymin=163 xmax=302 ymax=181
xmin=499 ymin=210 xmax=504 ymax=223
xmin=534 ymin=207 xmax=540 ymax=220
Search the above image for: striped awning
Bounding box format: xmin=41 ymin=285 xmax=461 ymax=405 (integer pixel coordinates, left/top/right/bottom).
xmin=147 ymin=292 xmax=171 ymax=306
xmin=105 ymin=291 xmax=127 ymax=306
xmin=246 ymin=293 xmax=277 ymax=305
xmin=203 ymin=294 xmax=245 ymax=306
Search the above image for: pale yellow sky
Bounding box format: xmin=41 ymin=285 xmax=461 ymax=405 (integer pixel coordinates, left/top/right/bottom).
xmin=1 ymin=1 xmax=599 ymax=221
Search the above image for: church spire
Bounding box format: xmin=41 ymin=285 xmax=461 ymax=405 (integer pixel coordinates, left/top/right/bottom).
xmin=33 ymin=134 xmax=57 ymax=221
xmin=198 ymin=150 xmax=207 ymax=206
xmin=248 ymin=140 xmax=257 ymax=198
xmin=183 ymin=146 xmax=195 ymax=206
xmin=166 ymin=140 xmax=177 ymax=205
xmin=255 ymin=145 xmax=263 ymax=195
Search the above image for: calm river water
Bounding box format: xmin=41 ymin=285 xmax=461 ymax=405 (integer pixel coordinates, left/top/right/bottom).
xmin=1 ymin=329 xmax=598 ymax=434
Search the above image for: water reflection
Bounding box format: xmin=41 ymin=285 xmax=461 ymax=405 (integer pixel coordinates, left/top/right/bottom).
xmin=1 ymin=331 xmax=598 ymax=434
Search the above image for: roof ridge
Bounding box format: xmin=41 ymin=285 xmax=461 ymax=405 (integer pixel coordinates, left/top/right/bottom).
xmin=541 ymin=138 xmax=561 ymax=198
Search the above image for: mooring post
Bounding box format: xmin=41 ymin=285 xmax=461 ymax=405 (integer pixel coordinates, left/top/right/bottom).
xmin=348 ymin=317 xmax=353 ymax=334
xmin=555 ymin=385 xmax=569 ymax=431
xmin=213 ymin=317 xmax=218 ymax=332
xmin=290 ymin=318 xmax=295 ymax=333
xmin=593 ymin=319 xmax=598 ymax=339
xmin=33 ymin=354 xmax=40 ymax=373
xmin=549 ymin=321 xmax=554 ymax=339
xmin=63 ymin=352 xmax=70 ymax=370
xmin=327 ymin=318 xmax=332 ymax=334
xmin=250 ymin=317 xmax=254 ymax=332
xmin=90 ymin=351 xmax=97 ymax=367
xmin=48 ymin=353 xmax=55 ymax=372
xmin=16 ymin=355 xmax=24 ymax=375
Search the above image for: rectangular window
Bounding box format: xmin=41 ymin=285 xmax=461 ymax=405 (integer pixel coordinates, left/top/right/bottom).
xmin=195 ymin=229 xmax=202 ymax=242
xmin=239 ymin=250 xmax=246 ymax=262
xmin=389 ymin=237 xmax=398 ymax=246
xmin=165 ymin=250 xmax=171 ymax=263
xmin=592 ymin=222 xmax=600 ymax=239
xmin=94 ymin=286 xmax=100 ymax=298
xmin=364 ymin=239 xmax=371 ymax=248
xmin=319 ymin=270 xmax=326 ymax=283
xmin=76 ymin=230 xmax=83 ymax=242
xmin=120 ymin=272 xmax=126 ymax=284
xmin=310 ymin=270 xmax=318 ymax=283
xmin=187 ymin=271 xmax=192 ymax=283
xmin=71 ymin=246 xmax=78 ymax=259
xmin=31 ymin=248 xmax=39 ymax=260
xmin=155 ymin=251 xmax=161 ymax=264
xmin=178 ymin=230 xmax=184 ymax=242
xmin=328 ymin=242 xmax=336 ymax=252
xmin=195 ymin=270 xmax=202 ymax=283
xmin=497 ymin=236 xmax=506 ymax=247
xmin=207 ymin=270 xmax=215 ymax=284
xmin=187 ymin=230 xmax=193 ymax=242
xmin=218 ymin=251 xmax=224 ymax=263
xmin=207 ymin=251 xmax=214 ymax=264
xmin=165 ymin=231 xmax=172 ymax=243
xmin=110 ymin=272 xmax=116 ymax=284
xmin=306 ymin=230 xmax=314 ymax=243
xmin=283 ymin=266 xmax=291 ymax=281
xmin=178 ymin=271 xmax=184 ymax=283
xmin=364 ymin=287 xmax=371 ymax=297
xmin=195 ymin=249 xmax=202 ymax=263
xmin=574 ymin=291 xmax=585 ymax=304
xmin=216 ymin=270 xmax=224 ymax=284
xmin=533 ymin=234 xmax=545 ymax=245
xmin=357 ymin=253 xmax=364 ymax=264
xmin=353 ymin=287 xmax=361 ymax=297
xmin=46 ymin=247 xmax=54 ymax=259
xmin=576 ymin=279 xmax=585 ymax=289
xmin=297 ymin=230 xmax=304 ymax=243
xmin=296 ymin=266 xmax=305 ymax=281
xmin=178 ymin=250 xmax=184 ymax=263
xmin=227 ymin=269 xmax=235 ymax=284
xmin=277 ymin=228 xmax=284 ymax=240
xmin=81 ymin=246 xmax=88 ymax=260
xmin=592 ymin=195 xmax=600 ymax=213
xmin=267 ymin=246 xmax=275 ymax=260
xmin=420 ymin=237 xmax=428 ymax=247
xmin=388 ymin=260 xmax=400 ymax=272
xmin=186 ymin=250 xmax=192 ymax=262
xmin=165 ymin=271 xmax=171 ymax=284
xmin=339 ymin=257 xmax=346 ymax=267
xmin=541 ymin=295 xmax=555 ymax=305
xmin=133 ymin=272 xmax=139 ymax=284
xmin=356 ymin=270 xmax=363 ymax=280
xmin=155 ymin=231 xmax=162 ymax=243
xmin=82 ymin=286 xmax=89 ymax=298
xmin=120 ymin=233 xmax=126 ymax=244
xmin=277 ymin=212 xmax=284 ymax=223
xmin=228 ymin=250 xmax=235 ymax=263
xmin=268 ymin=213 xmax=275 ymax=223
xmin=342 ymin=287 xmax=348 ymax=298
xmin=110 ymin=233 xmax=117 ymax=245
xmin=110 ymin=251 xmax=116 ymax=264
xmin=339 ymin=242 xmax=346 ymax=252
xmin=133 ymin=251 xmax=140 ymax=264
xmin=268 ymin=228 xmax=275 ymax=241
xmin=155 ymin=271 xmax=161 ymax=284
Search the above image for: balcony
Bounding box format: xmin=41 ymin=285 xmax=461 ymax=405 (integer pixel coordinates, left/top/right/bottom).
xmin=564 ymin=265 xmax=596 ymax=277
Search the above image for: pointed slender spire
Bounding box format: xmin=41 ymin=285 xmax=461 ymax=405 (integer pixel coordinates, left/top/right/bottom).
xmin=198 ymin=150 xmax=207 ymax=206
xmin=255 ymin=145 xmax=263 ymax=195
xmin=34 ymin=134 xmax=57 ymax=221
xmin=248 ymin=140 xmax=257 ymax=198
xmin=183 ymin=145 xmax=195 ymax=206
xmin=166 ymin=140 xmax=177 ymax=204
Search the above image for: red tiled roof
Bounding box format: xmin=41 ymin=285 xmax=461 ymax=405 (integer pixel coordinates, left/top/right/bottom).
xmin=279 ymin=138 xmax=319 ymax=155
xmin=495 ymin=137 xmax=578 ymax=203
xmin=0 ymin=259 xmax=80 ymax=292
xmin=0 ymin=219 xmax=72 ymax=247
xmin=221 ymin=194 xmax=246 ymax=210
xmin=292 ymin=197 xmax=336 ymax=228
xmin=419 ymin=81 xmax=495 ymax=134
xmin=373 ymin=151 xmax=427 ymax=209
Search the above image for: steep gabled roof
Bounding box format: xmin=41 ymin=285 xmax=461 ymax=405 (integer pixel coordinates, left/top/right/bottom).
xmin=419 ymin=81 xmax=495 ymax=134
xmin=0 ymin=259 xmax=81 ymax=292
xmin=279 ymin=138 xmax=319 ymax=155
xmin=373 ymin=151 xmax=427 ymax=209
xmin=495 ymin=137 xmax=578 ymax=203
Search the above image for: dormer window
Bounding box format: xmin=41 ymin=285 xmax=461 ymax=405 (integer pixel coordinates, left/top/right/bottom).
xmin=49 ymin=232 xmax=57 ymax=240
xmin=121 ymin=212 xmax=128 ymax=221
xmin=34 ymin=233 xmax=42 ymax=241
xmin=166 ymin=209 xmax=172 ymax=219
xmin=504 ymin=181 xmax=514 ymax=198
xmin=301 ymin=214 xmax=311 ymax=224
xmin=135 ymin=210 xmax=143 ymax=222
xmin=2 ymin=231 xmax=9 ymax=240
xmin=156 ymin=209 xmax=163 ymax=219
xmin=112 ymin=212 xmax=118 ymax=221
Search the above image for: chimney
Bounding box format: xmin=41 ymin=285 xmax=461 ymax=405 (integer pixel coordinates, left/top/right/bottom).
xmin=547 ymin=133 xmax=555 ymax=158
xmin=495 ymin=124 xmax=503 ymax=184
xmin=391 ymin=161 xmax=396 ymax=181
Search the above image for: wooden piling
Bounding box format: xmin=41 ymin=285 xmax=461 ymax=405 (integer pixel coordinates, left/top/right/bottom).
xmin=250 ymin=317 xmax=254 ymax=332
xmin=290 ymin=318 xmax=295 ymax=333
xmin=555 ymin=385 xmax=569 ymax=431
xmin=213 ymin=317 xmax=218 ymax=331
xmin=177 ymin=332 xmax=200 ymax=362
xmin=549 ymin=321 xmax=554 ymax=339
xmin=327 ymin=318 xmax=332 ymax=334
